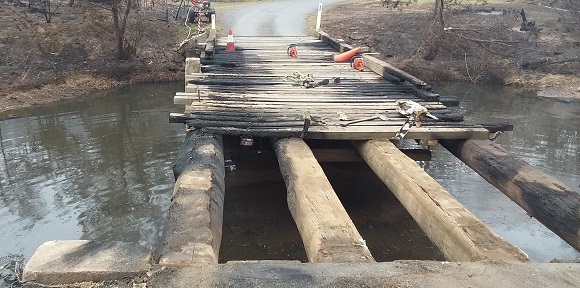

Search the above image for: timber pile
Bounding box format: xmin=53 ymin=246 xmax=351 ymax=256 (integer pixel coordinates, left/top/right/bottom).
xmin=173 ymin=36 xmax=508 ymax=140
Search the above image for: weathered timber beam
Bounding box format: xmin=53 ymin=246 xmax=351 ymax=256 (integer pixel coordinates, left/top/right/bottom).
xmin=200 ymin=126 xmax=492 ymax=140
xmin=312 ymin=148 xmax=431 ymax=162
xmin=354 ymin=139 xmax=529 ymax=262
xmin=185 ymin=57 xmax=201 ymax=89
xmin=439 ymin=96 xmax=460 ymax=107
xmin=185 ymin=57 xmax=201 ymax=75
xmin=440 ymin=139 xmax=580 ymax=252
xmin=363 ymin=54 xmax=429 ymax=89
xmin=273 ymin=138 xmax=375 ymax=263
xmin=317 ymin=31 xmax=353 ymax=52
xmin=205 ymin=29 xmax=216 ymax=59
xmin=158 ymin=130 xmax=225 ymax=264
xmin=410 ymin=84 xmax=440 ymax=102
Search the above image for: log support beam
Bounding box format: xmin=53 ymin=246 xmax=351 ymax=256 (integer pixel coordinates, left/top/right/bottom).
xmin=157 ymin=131 xmax=225 ymax=265
xmin=440 ymin=139 xmax=580 ymax=252
xmin=354 ymin=139 xmax=529 ymax=262
xmin=274 ymin=138 xmax=375 ymax=263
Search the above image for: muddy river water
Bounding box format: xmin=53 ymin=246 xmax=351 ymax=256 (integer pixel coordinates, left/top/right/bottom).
xmin=1 ymin=0 xmax=579 ymax=269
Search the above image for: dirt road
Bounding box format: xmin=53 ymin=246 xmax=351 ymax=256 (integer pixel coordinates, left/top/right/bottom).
xmin=220 ymin=0 xmax=346 ymax=36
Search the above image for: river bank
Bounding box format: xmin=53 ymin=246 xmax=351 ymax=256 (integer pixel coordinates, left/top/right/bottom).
xmin=318 ymin=0 xmax=580 ymax=99
xmin=2 ymin=0 xmax=579 ymax=118
xmin=0 ymin=1 xmax=198 ymax=117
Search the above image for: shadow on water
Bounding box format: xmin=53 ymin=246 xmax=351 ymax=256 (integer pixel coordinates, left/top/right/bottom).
xmin=0 ymin=82 xmax=184 ymax=260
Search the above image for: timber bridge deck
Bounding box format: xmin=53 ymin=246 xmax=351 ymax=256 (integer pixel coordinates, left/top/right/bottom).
xmin=21 ymin=31 xmax=580 ymax=287
xmin=171 ymin=35 xmax=505 ymax=140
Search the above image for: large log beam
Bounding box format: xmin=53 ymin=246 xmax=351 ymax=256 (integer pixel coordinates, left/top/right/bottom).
xmin=440 ymin=139 xmax=580 ymax=252
xmin=274 ymin=138 xmax=375 ymax=263
xmin=158 ymin=130 xmax=225 ymax=264
xmin=354 ymin=139 xmax=529 ymax=262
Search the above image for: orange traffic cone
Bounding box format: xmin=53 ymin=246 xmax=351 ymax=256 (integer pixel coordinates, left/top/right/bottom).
xmin=226 ymin=28 xmax=235 ymax=52
xmin=333 ymin=46 xmax=361 ymax=62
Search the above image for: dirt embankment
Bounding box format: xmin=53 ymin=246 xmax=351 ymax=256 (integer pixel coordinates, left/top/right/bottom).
xmin=320 ymin=0 xmax=580 ymax=98
xmin=0 ymin=1 xmax=188 ymax=116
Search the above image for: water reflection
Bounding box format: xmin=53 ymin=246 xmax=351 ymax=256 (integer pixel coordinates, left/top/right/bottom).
xmin=0 ymin=83 xmax=184 ymax=259
xmin=427 ymin=83 xmax=580 ymax=262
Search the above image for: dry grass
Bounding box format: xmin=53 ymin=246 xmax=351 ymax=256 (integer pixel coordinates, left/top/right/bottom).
xmin=321 ymin=0 xmax=580 ymax=93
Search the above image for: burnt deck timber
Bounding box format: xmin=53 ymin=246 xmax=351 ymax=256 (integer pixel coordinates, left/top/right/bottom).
xmin=172 ymin=35 xmax=507 ymax=141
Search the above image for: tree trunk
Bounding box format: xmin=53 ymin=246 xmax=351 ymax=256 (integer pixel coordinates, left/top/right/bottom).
xmin=111 ymin=0 xmax=133 ymax=60
xmin=423 ymin=0 xmax=445 ymax=60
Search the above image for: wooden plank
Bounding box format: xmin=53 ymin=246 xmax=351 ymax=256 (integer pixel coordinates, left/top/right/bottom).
xmin=308 ymin=126 xmax=491 ymax=140
xmin=440 ymin=139 xmax=580 ymax=252
xmin=273 ymin=138 xmax=375 ymax=263
xmin=179 ymin=96 xmax=443 ymax=106
xmin=184 ymin=102 xmax=448 ymax=110
xmin=173 ymin=111 xmax=467 ymax=128
xmin=312 ymin=148 xmax=431 ymax=162
xmin=204 ymin=29 xmax=216 ymax=59
xmin=190 ymin=85 xmax=417 ymax=94
xmin=439 ymin=96 xmax=460 ymax=107
xmin=363 ymin=54 xmax=429 ymax=88
xmin=317 ymin=30 xmax=355 ymax=53
xmin=199 ymin=126 xmax=492 ymax=140
xmin=186 ymin=72 xmax=382 ymax=80
xmin=354 ymin=139 xmax=529 ymax=262
xmin=195 ymin=95 xmax=420 ymax=101
xmin=410 ymin=84 xmax=440 ymax=102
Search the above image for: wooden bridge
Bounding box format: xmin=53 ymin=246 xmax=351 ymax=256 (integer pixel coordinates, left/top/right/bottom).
xmin=21 ymin=30 xmax=580 ymax=287
xmin=171 ymin=35 xmax=506 ymax=141
xmin=163 ymin=30 xmax=579 ymax=264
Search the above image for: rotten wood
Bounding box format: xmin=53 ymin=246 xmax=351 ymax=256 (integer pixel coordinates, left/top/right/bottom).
xmin=159 ymin=130 xmax=225 ymax=264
